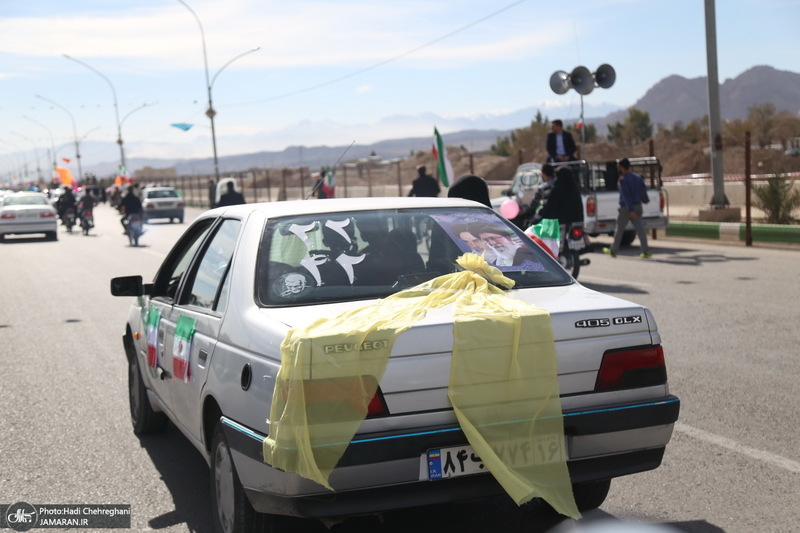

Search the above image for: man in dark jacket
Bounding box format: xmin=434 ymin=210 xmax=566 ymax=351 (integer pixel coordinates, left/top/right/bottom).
xmin=546 ymin=119 xmax=577 ymax=163
xmin=216 ymin=181 xmax=245 ymax=207
xmin=119 ymin=185 xmax=143 ymax=233
xmin=407 ymin=166 xmax=440 ymax=197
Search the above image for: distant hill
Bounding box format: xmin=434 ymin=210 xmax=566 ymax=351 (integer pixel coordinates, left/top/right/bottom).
xmin=115 ymin=65 xmax=798 ymax=176
xmin=599 ymin=65 xmax=800 ymax=130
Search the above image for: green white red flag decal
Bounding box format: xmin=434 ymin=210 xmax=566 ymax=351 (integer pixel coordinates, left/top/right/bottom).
xmin=172 ymin=315 xmax=197 ymax=383
xmin=146 ymin=308 xmax=162 ymax=369
xmin=432 ymin=127 xmax=454 ymax=187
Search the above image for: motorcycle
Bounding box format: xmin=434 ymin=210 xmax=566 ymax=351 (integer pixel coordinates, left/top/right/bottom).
xmin=125 ymin=214 xmax=143 ymax=247
xmin=63 ymin=208 xmax=76 ymax=234
xmin=80 ymin=210 xmax=94 ymax=236
xmin=558 ymin=223 xmax=592 ymax=279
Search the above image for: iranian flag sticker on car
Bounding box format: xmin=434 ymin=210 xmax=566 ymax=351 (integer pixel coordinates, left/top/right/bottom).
xmin=146 ymin=307 xmax=161 ymax=369
xmin=172 ymin=315 xmax=196 ymax=383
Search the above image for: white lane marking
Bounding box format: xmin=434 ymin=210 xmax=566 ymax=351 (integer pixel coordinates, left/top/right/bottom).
xmin=675 ymin=422 xmax=800 ymax=474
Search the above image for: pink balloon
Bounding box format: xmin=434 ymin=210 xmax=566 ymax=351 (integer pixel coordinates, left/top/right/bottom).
xmin=500 ymin=199 xmax=520 ymax=219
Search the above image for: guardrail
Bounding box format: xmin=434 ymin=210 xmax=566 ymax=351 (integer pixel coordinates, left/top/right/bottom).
xmin=666 ymin=221 xmax=800 ymax=246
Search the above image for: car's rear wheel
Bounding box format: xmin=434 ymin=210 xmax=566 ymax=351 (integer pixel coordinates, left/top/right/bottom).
xmin=128 ymin=353 xmax=168 ymax=435
xmin=572 ymin=479 xmax=611 ymax=512
xmin=211 ymin=422 xmax=275 ymax=533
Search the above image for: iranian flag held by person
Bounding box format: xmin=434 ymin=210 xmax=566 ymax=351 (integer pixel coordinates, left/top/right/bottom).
xmin=172 ymin=316 xmax=196 ymax=383
xmin=432 ymin=127 xmax=454 ymax=187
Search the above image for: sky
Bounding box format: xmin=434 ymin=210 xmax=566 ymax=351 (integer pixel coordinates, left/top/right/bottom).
xmin=1 ymin=0 xmax=798 ymax=177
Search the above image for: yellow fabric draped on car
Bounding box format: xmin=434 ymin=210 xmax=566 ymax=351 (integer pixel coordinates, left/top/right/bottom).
xmin=262 ymin=253 xmax=579 ymax=518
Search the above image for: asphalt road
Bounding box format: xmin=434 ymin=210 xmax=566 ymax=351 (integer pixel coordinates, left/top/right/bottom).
xmin=1 ymin=204 xmax=798 ymax=533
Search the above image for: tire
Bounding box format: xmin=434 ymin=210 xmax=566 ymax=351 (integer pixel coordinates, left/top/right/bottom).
xmin=620 ymin=230 xmax=636 ymax=247
xmin=558 ymin=249 xmax=581 ymax=278
xmin=128 ymin=352 xmax=168 ymax=435
xmin=211 ymin=422 xmax=271 ymax=533
xmin=572 ymin=479 xmax=611 ymax=512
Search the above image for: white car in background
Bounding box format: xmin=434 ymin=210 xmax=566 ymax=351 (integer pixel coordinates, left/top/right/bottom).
xmin=141 ymin=186 xmax=184 ymax=223
xmin=111 ymin=197 xmax=680 ymax=533
xmin=0 ymin=191 xmax=59 ymax=241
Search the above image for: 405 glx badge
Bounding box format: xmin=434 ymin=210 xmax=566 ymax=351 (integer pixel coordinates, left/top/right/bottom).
xmin=575 ymin=315 xmax=642 ymax=328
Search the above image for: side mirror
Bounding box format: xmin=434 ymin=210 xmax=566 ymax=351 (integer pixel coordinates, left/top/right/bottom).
xmin=110 ymin=275 xmax=148 ymax=297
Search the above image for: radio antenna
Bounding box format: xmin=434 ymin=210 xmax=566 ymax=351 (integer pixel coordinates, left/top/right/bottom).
xmin=306 ymin=140 xmax=356 ymax=199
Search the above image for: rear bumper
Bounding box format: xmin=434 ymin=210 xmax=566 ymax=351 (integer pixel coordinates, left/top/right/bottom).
xmin=0 ymin=221 xmax=57 ymax=235
xmin=584 ymin=216 xmax=668 ymax=235
xmin=223 ymin=395 xmax=680 ymax=517
xmin=143 ymin=208 xmax=184 ymax=220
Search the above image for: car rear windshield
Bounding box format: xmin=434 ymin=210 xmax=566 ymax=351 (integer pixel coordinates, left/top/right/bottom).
xmin=257 ymin=207 xmax=572 ymax=306
xmin=5 ymin=195 xmax=48 ymax=206
xmin=146 ymin=189 xmax=179 ymax=199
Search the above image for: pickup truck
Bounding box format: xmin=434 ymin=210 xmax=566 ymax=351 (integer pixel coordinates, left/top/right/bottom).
xmin=494 ymin=157 xmax=669 ymax=247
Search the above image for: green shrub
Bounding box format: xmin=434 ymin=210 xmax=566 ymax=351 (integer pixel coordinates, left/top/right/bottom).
xmin=752 ymin=173 xmax=800 ymax=224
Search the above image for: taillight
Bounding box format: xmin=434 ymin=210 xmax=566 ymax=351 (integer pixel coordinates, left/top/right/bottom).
xmin=281 ymin=376 xmax=389 ymax=418
xmin=1 ymin=213 xmax=16 ymax=219
xmin=595 ymin=345 xmax=666 ymax=392
xmin=144 ymin=202 xmax=153 ymax=209
xmin=659 ymin=191 xmax=665 ymax=211
xmin=40 ymin=212 xmax=56 ymax=218
xmin=569 ymin=226 xmax=585 ymax=240
xmin=177 ymin=202 xmax=185 ymax=208
xmin=586 ymin=196 xmax=596 ymax=216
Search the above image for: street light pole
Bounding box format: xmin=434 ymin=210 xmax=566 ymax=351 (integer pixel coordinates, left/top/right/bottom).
xmin=177 ymin=0 xmax=259 ymax=182
xmin=35 ymin=94 xmax=84 ymax=179
xmin=62 ymin=54 xmax=125 ymax=174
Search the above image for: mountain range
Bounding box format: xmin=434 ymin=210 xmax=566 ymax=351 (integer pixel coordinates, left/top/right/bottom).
xmin=85 ymin=65 xmax=799 ymax=177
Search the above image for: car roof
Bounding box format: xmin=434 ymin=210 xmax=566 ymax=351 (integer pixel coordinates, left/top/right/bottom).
xmin=207 ymin=196 xmax=485 ymax=218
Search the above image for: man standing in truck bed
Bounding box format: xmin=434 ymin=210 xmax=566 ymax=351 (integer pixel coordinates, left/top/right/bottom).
xmin=603 ymin=158 xmax=652 ymax=259
xmin=546 ymin=120 xmax=577 ymax=163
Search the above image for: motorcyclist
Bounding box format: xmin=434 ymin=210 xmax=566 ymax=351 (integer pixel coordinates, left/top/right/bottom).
xmin=515 ymin=164 xmax=555 ymax=229
xmin=119 ymin=185 xmax=143 ymax=234
xmin=77 ymin=189 xmax=95 ymax=228
xmin=56 ymin=186 xmax=77 ymax=226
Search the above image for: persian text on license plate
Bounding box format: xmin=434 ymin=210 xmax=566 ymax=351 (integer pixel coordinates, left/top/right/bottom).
xmin=568 ymin=238 xmax=586 ymax=251
xmin=427 ymin=434 xmax=566 ymax=480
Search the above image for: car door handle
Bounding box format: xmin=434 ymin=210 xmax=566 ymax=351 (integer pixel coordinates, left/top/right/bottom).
xmin=198 ymin=349 xmax=208 ymax=366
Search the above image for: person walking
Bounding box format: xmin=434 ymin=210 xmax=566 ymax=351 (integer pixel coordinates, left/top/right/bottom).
xmin=603 ymin=158 xmax=651 ymax=259
xmin=407 ymin=165 xmax=440 ymax=197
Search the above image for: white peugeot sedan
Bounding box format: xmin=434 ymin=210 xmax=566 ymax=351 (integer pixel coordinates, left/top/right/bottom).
xmin=111 ymin=197 xmax=679 ymax=533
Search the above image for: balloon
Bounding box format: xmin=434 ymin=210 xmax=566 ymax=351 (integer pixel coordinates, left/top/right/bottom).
xmin=500 ymin=199 xmax=520 ymax=219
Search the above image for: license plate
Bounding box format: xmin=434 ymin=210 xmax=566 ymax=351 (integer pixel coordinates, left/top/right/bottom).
xmin=568 ymin=238 xmax=585 ymax=251
xmin=427 ymin=434 xmax=566 ymax=480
